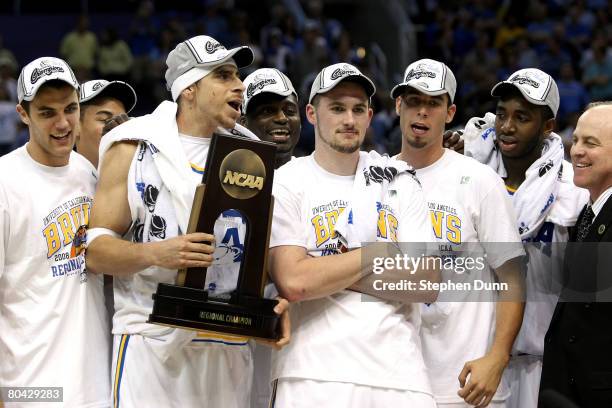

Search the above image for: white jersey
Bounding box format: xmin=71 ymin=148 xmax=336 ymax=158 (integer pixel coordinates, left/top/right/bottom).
xmin=269 ymin=153 xmax=432 ymax=394
xmin=510 ymin=160 xmax=588 ymax=356
xmin=101 ymin=103 xmax=254 ymax=406
xmin=0 ymin=146 xmax=110 ymax=407
xmin=414 ymin=150 xmax=524 ymax=404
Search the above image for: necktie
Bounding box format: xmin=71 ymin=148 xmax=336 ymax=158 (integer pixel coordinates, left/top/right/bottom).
xmin=575 ymin=205 xmax=595 ymax=242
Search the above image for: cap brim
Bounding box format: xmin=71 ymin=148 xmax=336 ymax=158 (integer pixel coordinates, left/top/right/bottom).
xmin=347 ymin=75 xmax=376 ymax=98
xmin=390 ymin=83 xmax=449 ymax=99
xmin=390 ymin=83 xmax=406 ymax=99
xmin=82 ymin=81 xmax=137 ymax=113
xmin=490 ymin=81 xmax=548 ymax=107
xmin=244 ymin=88 xmax=296 ymax=114
xmin=224 ymin=46 xmax=254 ymax=69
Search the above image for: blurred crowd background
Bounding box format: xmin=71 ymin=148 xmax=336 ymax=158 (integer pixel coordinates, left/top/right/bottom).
xmin=1 ymin=0 xmax=611 ymax=158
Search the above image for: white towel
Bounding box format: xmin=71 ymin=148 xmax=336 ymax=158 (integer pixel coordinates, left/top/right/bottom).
xmin=334 ymin=151 xmax=416 ymax=248
xmin=99 ymin=100 xmax=258 ymax=232
xmin=462 ymin=112 xmax=505 ymax=176
xmin=463 ymin=113 xmax=567 ymax=240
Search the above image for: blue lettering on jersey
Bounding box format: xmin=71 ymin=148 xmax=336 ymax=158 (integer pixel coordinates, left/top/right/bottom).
xmin=533 ymin=222 xmax=554 ymax=243
xmin=220 ymin=227 xmax=244 ymax=262
xmin=526 ymin=221 xmax=554 ymax=257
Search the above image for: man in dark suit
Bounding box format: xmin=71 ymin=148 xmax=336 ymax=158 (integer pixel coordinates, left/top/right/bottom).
xmin=540 ymin=102 xmax=612 ymax=407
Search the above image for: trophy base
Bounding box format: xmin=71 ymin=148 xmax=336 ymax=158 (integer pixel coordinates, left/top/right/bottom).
xmin=148 ymin=283 xmax=280 ymax=340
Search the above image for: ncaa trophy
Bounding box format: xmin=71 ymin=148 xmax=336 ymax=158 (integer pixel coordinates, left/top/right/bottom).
xmin=148 ymin=133 xmax=280 ymax=340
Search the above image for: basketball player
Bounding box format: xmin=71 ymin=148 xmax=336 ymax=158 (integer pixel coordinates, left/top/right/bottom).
xmin=76 ymin=79 xmax=137 ymax=168
xmin=458 ymin=68 xmax=588 ymax=408
xmin=240 ymin=68 xmax=300 ymax=169
xmin=392 ymin=58 xmax=525 ymax=408
xmin=239 ymin=68 xmax=302 ymax=407
xmin=0 ymin=57 xmax=109 ymax=406
xmin=268 ymin=62 xmax=437 ymax=407
xmin=85 ymin=36 xmax=289 ymax=407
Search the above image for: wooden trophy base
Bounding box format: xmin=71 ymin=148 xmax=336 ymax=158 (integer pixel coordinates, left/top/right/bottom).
xmin=148 ymin=283 xmax=280 ymax=340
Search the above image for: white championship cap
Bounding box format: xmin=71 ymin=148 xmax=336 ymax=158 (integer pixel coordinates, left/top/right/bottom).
xmin=390 ymin=58 xmax=457 ymax=102
xmin=17 ymin=57 xmax=79 ymax=103
xmin=309 ymin=63 xmax=376 ymax=104
xmin=80 ymin=79 xmax=137 ymax=113
xmin=490 ymin=68 xmax=559 ymax=117
xmin=165 ymin=35 xmax=254 ymax=101
xmin=242 ymin=68 xmax=297 ymax=114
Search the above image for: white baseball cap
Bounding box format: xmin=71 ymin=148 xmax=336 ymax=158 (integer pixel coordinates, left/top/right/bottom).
xmin=308 ymin=63 xmax=376 ymax=104
xmin=165 ymin=35 xmax=254 ymax=101
xmin=80 ymin=79 xmax=137 ymax=113
xmin=17 ymin=57 xmax=79 ymax=103
xmin=491 ymin=68 xmax=559 ymax=117
xmin=242 ymin=68 xmax=297 ymax=114
xmin=390 ymin=58 xmax=457 ymax=102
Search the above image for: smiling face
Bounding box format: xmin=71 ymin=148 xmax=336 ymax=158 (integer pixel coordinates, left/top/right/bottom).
xmin=16 ymin=83 xmax=79 ymax=167
xmin=396 ymin=88 xmax=456 ymax=162
xmin=571 ymin=105 xmax=612 ymax=201
xmin=77 ymin=97 xmax=126 ymax=167
xmin=243 ymin=93 xmax=301 ymax=167
xmin=307 ymin=81 xmax=373 ymax=154
xmin=494 ymin=93 xmax=553 ymax=159
xmin=192 ymin=64 xmax=245 ymax=131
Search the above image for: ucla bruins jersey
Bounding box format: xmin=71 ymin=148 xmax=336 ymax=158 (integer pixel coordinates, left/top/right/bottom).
xmin=414 ymin=149 xmax=524 ymax=404
xmin=0 ymin=147 xmax=110 ymax=407
xmin=269 ymin=153 xmax=432 ymax=395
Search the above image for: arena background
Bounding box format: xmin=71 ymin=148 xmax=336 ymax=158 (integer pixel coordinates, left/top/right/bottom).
xmin=0 ymin=0 xmax=609 ymax=157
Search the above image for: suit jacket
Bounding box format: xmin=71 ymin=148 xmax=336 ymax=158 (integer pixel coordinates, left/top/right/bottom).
xmin=540 ymin=195 xmax=612 ymax=407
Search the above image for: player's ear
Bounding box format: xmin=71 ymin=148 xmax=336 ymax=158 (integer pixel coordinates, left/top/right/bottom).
xmin=16 ymin=103 xmax=30 ymax=126
xmin=446 ymin=103 xmax=457 ymax=124
xmin=305 ymin=104 xmax=316 ymax=126
xmin=238 ymin=115 xmax=248 ymax=127
xmin=181 ymin=85 xmax=197 ymax=102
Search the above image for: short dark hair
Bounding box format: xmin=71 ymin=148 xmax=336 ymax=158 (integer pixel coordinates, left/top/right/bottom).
xmin=19 ymin=80 xmax=76 ymax=114
xmin=310 ymin=94 xmax=321 ymax=107
xmin=540 ymin=105 xmax=554 ymax=121
xmin=79 ymin=102 xmax=93 ymax=120
xmin=79 ymin=96 xmax=119 ymax=120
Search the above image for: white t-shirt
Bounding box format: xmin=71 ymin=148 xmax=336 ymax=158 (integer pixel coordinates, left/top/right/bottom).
xmin=510 ymin=160 xmax=588 ymax=356
xmin=0 ymin=146 xmax=110 ymax=407
xmin=269 ymin=153 xmax=432 ymax=393
xmin=414 ymin=149 xmax=524 ymax=404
